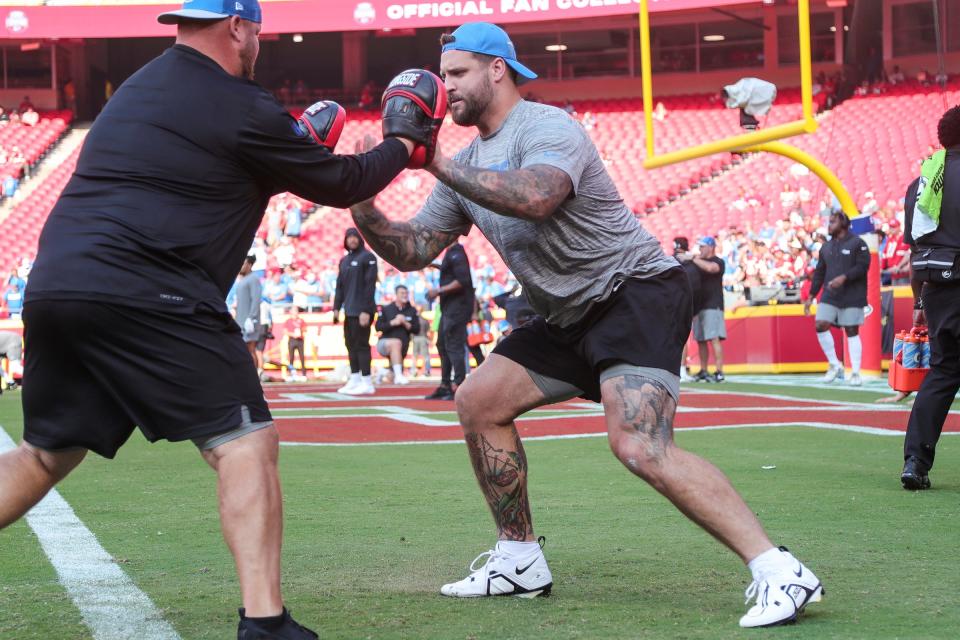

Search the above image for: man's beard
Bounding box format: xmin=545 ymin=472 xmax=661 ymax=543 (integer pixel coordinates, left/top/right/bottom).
xmin=452 ymin=76 xmax=493 ymax=126
xmin=240 ymin=44 xmax=256 ymax=81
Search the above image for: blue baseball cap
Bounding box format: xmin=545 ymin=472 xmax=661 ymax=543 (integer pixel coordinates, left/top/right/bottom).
xmin=699 ymin=236 xmax=717 ymax=247
xmin=158 ymin=0 xmax=262 ymax=25
xmin=442 ymin=22 xmax=537 ymax=85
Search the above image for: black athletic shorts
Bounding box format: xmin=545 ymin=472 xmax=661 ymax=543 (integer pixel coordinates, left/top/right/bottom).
xmin=492 ymin=267 xmax=692 ymax=403
xmin=22 ymin=300 xmax=271 ymax=459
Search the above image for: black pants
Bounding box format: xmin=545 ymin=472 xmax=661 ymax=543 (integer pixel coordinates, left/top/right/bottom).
xmin=904 ymin=282 xmax=960 ymax=471
xmin=344 ymin=316 xmax=372 ymax=376
xmin=288 ymin=337 xmax=305 ymax=374
xmin=469 ymin=344 xmax=486 ymax=367
xmin=437 ymin=316 xmax=468 ymax=387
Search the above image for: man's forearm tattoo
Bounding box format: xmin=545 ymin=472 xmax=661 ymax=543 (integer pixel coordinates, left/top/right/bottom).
xmin=434 ymin=163 xmax=570 ymax=222
xmin=350 ymin=203 xmax=457 ymax=271
xmin=615 ymin=375 xmax=675 ymax=463
xmin=465 ymin=431 xmax=532 ymax=541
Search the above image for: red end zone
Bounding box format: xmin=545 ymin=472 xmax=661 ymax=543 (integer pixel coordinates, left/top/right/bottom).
xmin=266 ymin=382 xmax=960 ymax=445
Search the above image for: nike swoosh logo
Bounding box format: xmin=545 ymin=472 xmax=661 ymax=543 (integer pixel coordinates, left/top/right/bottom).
xmin=793 ymin=564 xmax=803 ymax=578
xmin=516 ymin=560 xmax=536 ymax=575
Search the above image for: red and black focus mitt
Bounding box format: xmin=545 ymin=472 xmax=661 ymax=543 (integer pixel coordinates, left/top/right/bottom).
xmin=381 ymin=69 xmax=447 ymax=169
xmin=298 ymin=100 xmax=346 ymax=151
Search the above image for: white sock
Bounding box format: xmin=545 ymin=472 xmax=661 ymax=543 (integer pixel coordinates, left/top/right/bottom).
xmin=747 ymin=547 xmax=790 ymax=582
xmin=361 ymin=375 xmax=373 ymax=386
xmin=349 ymin=372 xmax=361 ymax=385
xmin=848 ymin=335 xmax=862 ymax=374
xmin=392 ymin=363 xmax=403 ymax=376
xmin=497 ymin=540 xmax=541 ymax=556
xmin=816 ymin=331 xmax=841 ymax=368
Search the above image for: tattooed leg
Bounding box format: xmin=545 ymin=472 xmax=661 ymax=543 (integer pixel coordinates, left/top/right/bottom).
xmin=455 ymin=354 xmax=550 ymax=542
xmin=464 ymin=430 xmax=532 ymax=541
xmin=601 ymin=374 xmax=773 ymax=563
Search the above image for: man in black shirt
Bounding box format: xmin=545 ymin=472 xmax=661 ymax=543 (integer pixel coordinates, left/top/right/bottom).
xmin=803 ymin=212 xmax=870 ymax=386
xmin=900 ymin=105 xmax=960 ymax=490
xmin=691 ymin=237 xmax=727 ymax=382
xmin=0 ymin=2 xmax=418 ymax=637
xmin=375 ymin=284 xmax=421 ymax=384
xmin=333 ymin=228 xmax=379 ymax=395
xmin=673 ymin=236 xmax=702 ymax=381
xmin=425 ymin=243 xmax=474 ymax=400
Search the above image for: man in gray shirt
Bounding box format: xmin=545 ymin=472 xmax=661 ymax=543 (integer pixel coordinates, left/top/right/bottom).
xmin=235 ymin=255 xmax=262 ymax=366
xmin=349 ymin=22 xmax=821 ymax=628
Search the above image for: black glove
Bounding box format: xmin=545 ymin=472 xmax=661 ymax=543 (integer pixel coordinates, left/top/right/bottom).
xmin=381 ymin=69 xmax=447 ymax=169
xmin=298 ymin=100 xmax=346 ymax=151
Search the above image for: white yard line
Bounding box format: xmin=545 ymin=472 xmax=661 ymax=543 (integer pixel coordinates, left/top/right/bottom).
xmin=0 ymin=428 xmax=181 ymax=640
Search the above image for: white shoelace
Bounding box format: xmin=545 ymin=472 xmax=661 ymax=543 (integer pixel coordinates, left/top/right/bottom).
xmin=468 ymin=550 xmax=500 ymax=574
xmin=743 ymin=579 xmax=764 ymax=606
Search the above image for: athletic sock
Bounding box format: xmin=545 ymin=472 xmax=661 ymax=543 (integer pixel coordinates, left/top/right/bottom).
xmin=497 ymin=540 xmax=541 ymax=556
xmin=349 ymin=372 xmax=361 ymax=385
xmin=361 ymin=374 xmax=373 ymax=386
xmin=392 ymin=363 xmax=403 ymax=377
xmin=816 ymin=331 xmax=841 ymax=368
xmin=242 ymin=608 xmax=287 ymax=629
xmin=848 ymin=335 xmax=862 ymax=374
xmin=747 ymin=547 xmax=791 ymax=582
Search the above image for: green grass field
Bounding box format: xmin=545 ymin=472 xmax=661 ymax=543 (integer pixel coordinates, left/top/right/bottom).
xmin=2 ymin=383 xmax=960 ymax=639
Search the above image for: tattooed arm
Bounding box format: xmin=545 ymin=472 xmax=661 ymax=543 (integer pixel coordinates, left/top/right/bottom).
xmin=428 ymin=155 xmax=572 ymax=223
xmin=349 ymin=200 xmax=459 ymax=272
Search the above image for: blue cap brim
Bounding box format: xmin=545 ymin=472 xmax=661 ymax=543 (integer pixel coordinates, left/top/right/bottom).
xmin=158 ymin=9 xmax=229 ymax=24
xmin=505 ymin=59 xmax=537 ymax=85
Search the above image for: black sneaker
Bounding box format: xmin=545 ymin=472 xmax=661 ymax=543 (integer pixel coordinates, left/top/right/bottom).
xmin=712 ymin=371 xmax=725 ymax=383
xmin=694 ymin=371 xmax=710 ymax=383
xmin=6 ymin=381 xmax=18 ymax=391
xmin=901 ymin=457 xmax=931 ymax=491
xmin=237 ymin=608 xmax=317 ymax=639
xmin=425 ymin=385 xmax=452 ymax=400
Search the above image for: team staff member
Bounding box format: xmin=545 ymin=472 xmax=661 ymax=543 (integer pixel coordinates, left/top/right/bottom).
xmin=0 ymin=0 xmax=425 ymax=637
xmin=350 ymin=21 xmax=820 ymax=628
xmin=333 ymin=228 xmax=378 ymax=395
xmin=900 ymin=105 xmax=960 ymax=491
xmin=375 ymin=284 xmax=420 ymax=385
xmin=804 ymin=212 xmax=870 ymax=386
xmin=691 ymin=237 xmax=726 ymax=382
xmin=425 ymin=242 xmax=474 ymax=400
xmin=236 ymin=255 xmax=262 ymax=365
xmin=673 ymin=236 xmax=702 ymax=382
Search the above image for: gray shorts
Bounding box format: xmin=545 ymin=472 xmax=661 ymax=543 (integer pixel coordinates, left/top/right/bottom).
xmin=376 ymin=337 xmax=400 ymax=357
xmin=412 ymin=335 xmax=430 ymax=357
xmin=526 ymin=363 xmax=680 ymax=405
xmin=692 ymin=308 xmax=726 ymax=342
xmin=241 ymin=322 xmax=260 ymax=344
xmin=191 ymin=405 xmax=273 ymax=451
xmin=0 ymin=331 xmax=21 ymax=360
xmin=815 ymin=303 xmax=864 ymax=327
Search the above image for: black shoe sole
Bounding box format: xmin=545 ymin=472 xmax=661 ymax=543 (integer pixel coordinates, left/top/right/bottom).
xmin=901 ymin=474 xmax=931 ymax=490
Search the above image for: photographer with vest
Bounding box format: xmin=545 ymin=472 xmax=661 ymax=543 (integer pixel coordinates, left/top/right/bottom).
xmin=900 ymin=105 xmax=960 ymax=491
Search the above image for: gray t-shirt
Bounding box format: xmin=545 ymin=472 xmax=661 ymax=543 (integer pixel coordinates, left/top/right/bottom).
xmin=235 ymin=272 xmax=262 ymax=329
xmin=414 ymin=100 xmax=676 ymax=327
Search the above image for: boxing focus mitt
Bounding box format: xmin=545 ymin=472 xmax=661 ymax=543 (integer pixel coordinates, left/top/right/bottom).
xmin=298 ymin=100 xmax=346 ymax=151
xmin=381 ymin=69 xmax=447 ymax=169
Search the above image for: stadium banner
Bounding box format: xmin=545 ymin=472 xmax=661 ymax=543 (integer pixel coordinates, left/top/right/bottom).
xmin=0 ymin=0 xmax=755 ymax=40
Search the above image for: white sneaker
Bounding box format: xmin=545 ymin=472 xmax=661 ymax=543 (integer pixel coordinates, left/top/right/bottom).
xmin=394 ymin=373 xmax=410 ymax=385
xmin=848 ymin=373 xmax=862 ymax=386
xmin=343 ymin=380 xmax=375 ymax=395
xmin=679 ymin=369 xmax=695 ymax=383
xmin=821 ymin=365 xmax=843 ymax=383
xmin=337 ymin=379 xmax=360 ymax=394
xmin=440 ymin=538 xmax=553 ymax=599
xmin=740 ymin=551 xmax=823 ymax=628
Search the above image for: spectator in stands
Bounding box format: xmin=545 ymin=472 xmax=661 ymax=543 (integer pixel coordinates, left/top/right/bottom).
xmin=0 ymin=106 xmax=8 ymax=124
xmin=264 ymin=270 xmax=291 ymax=307
xmin=581 ymin=110 xmax=596 ymax=131
xmin=250 ymin=236 xmax=268 ymax=279
xmin=63 ymin=79 xmax=77 ymax=114
xmin=333 ymin=228 xmax=378 ymax=395
xmin=266 ymin=199 xmax=283 ymax=246
xmin=293 ymin=271 xmax=324 ymax=311
xmin=284 ymin=305 xmax=307 ymax=381
xmin=274 ymin=236 xmax=296 ymax=270
xmin=375 ymin=284 xmax=419 ymax=385
xmin=293 ymin=79 xmax=308 ymax=104
xmin=17 ymin=96 xmax=33 ymax=114
xmin=804 ymin=211 xmax=870 ymax=386
xmin=20 ymin=107 xmax=39 ymax=127
xmin=236 ymin=255 xmax=262 ymax=366
xmin=562 ymin=99 xmax=576 ymax=116
xmin=888 ymin=65 xmax=905 ymax=85
xmin=691 ymin=237 xmax=726 ymax=382
xmin=358 ymin=81 xmax=376 ymax=110
xmin=424 ymin=242 xmax=473 ymax=401
xmin=277 ymin=78 xmax=292 ymax=104
xmin=880 ymin=219 xmax=911 ymax=285
xmin=653 ymin=101 xmax=668 ymax=122
xmin=284 ymin=198 xmax=302 ymax=238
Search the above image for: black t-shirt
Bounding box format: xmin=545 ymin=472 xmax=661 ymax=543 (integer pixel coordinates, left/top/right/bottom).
xmin=678 ymin=259 xmax=703 ymax=314
xmin=26 ymin=45 xmax=408 ymax=315
xmin=439 ymin=244 xmax=474 ymax=323
xmin=697 ymin=256 xmax=726 ymax=310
